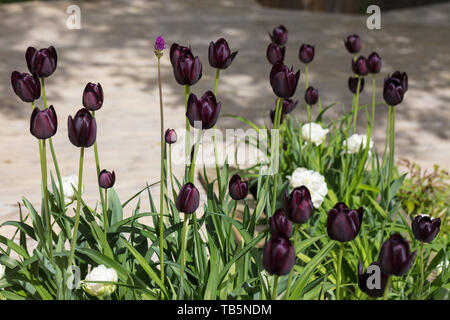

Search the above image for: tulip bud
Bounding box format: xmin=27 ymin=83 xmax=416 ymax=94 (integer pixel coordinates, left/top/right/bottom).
xmin=154 ymin=35 xmax=166 ymax=58
xmin=299 ymin=44 xmax=315 ymax=64
xmin=176 ymin=182 xmax=200 ymax=214
xmin=269 ymin=25 xmax=288 ymax=46
xmin=82 ymin=265 xmax=118 ymax=297
xmin=165 ymin=128 xmax=177 ymax=144
xmin=368 ymin=52 xmax=382 ymax=74
xmin=412 ymin=215 xmax=441 ymax=243
xmin=170 ymin=43 xmax=202 ymax=86
xmin=284 ymin=186 xmax=314 ymax=224
xmin=352 ymin=56 xmax=369 ymax=76
xmin=25 ymin=46 xmax=57 ymax=78
xmin=270 ymin=98 xmax=298 ymax=124
xmin=30 ymin=105 xmax=58 ymax=140
xmin=269 ymin=62 xmax=300 ymax=99
xmin=383 ymin=72 xmax=407 ymax=106
xmin=209 ymin=38 xmax=238 ymax=70
xmin=98 ymin=169 xmax=115 ymax=189
xmin=348 ymin=76 xmax=364 ymax=94
xmin=378 ymin=234 xmax=417 ymax=276
xmin=186 ymin=91 xmax=221 ymax=129
xmin=67 ymin=108 xmax=97 ymax=148
xmin=327 ymin=202 xmax=363 ymax=242
xmin=263 ymin=236 xmax=295 ymax=276
xmin=11 ymin=71 xmax=41 ymax=103
xmin=228 ymin=174 xmax=249 ymax=201
xmin=266 ymin=43 xmax=285 ymax=65
xmin=344 ymin=34 xmax=361 ymax=54
xmin=269 ymin=209 xmax=292 ymax=238
xmin=358 ymin=261 xmax=388 ymax=298
xmin=304 ymin=86 xmax=319 ymax=105
xmin=82 ymin=82 xmax=104 ymax=111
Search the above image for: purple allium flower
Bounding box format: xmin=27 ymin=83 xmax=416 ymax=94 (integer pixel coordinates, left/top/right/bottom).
xmin=154 ymin=36 xmax=166 ymax=51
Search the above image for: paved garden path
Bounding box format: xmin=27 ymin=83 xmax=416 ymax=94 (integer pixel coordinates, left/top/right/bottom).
xmin=1 ymin=0 xmax=449 ymax=234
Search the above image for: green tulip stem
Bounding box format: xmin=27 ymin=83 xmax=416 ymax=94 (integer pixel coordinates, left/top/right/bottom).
xmin=103 ymin=188 xmax=108 ymax=245
xmin=305 ymin=64 xmax=309 ymax=90
xmin=39 ymin=139 xmax=52 ymax=262
xmin=386 ymin=106 xmax=396 ymax=205
xmin=336 ymin=242 xmax=345 ymax=300
xmin=91 ymin=111 xmax=106 ymax=218
xmin=418 ymin=242 xmax=425 ymax=299
xmin=188 ymin=129 xmax=203 ymax=183
xmin=271 ymin=97 xmax=283 ymax=212
xmin=271 ymin=275 xmax=279 ymax=300
xmin=370 ymin=74 xmax=376 ymax=135
xmin=68 ymin=146 xmax=85 ymax=267
xmin=212 ymin=68 xmax=222 ymax=201
xmin=383 ymin=276 xmax=391 ymax=300
xmin=169 ymin=145 xmax=176 ymax=200
xmin=226 ymin=201 xmax=238 ymax=255
xmin=179 ymin=214 xmax=190 ymax=299
xmin=284 ymin=224 xmax=300 ymax=299
xmin=184 ymin=85 xmax=191 ymax=178
xmin=352 ymin=77 xmax=362 ymax=134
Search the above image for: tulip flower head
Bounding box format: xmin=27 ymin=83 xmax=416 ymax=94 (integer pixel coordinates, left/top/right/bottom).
xmin=269 ymin=209 xmax=292 ymax=238
xmin=304 ymin=86 xmax=319 ymax=105
xmin=358 ymin=261 xmax=389 ymax=298
xmin=269 ymin=62 xmax=300 ymax=98
xmin=269 ymin=25 xmax=288 ymax=46
xmin=98 ymin=169 xmax=115 ymax=189
xmin=299 ymin=44 xmax=315 ymax=64
xmin=228 ymin=174 xmax=249 ymax=201
xmin=186 ymin=91 xmax=221 ymax=129
xmin=208 ymin=38 xmax=238 ymax=70
xmin=165 ymin=128 xmax=177 ymax=144
xmin=11 ymin=71 xmax=41 ymax=103
xmin=327 ymin=202 xmax=363 ymax=242
xmin=383 ymin=71 xmax=408 ymax=106
xmin=176 ymin=182 xmax=200 ymax=214
xmin=67 ymin=108 xmax=97 ymax=148
xmin=170 ymin=43 xmax=202 ymax=86
xmin=82 ymin=82 xmax=104 ymax=111
xmin=352 ymin=56 xmax=369 ymax=76
xmin=368 ymin=52 xmax=382 ymax=74
xmin=263 ymin=236 xmax=295 ymax=276
xmin=412 ymin=215 xmax=441 ymax=243
xmin=378 ymin=233 xmax=417 ymax=276
xmin=348 ymin=76 xmax=365 ymax=94
xmin=284 ymin=186 xmax=314 ymax=224
xmin=82 ymin=265 xmax=118 ymax=297
xmin=30 ymin=105 xmax=58 ymax=140
xmin=266 ymin=43 xmax=285 ymax=65
xmin=26 ymin=46 xmax=57 ymax=78
xmin=344 ymin=34 xmax=361 ymax=54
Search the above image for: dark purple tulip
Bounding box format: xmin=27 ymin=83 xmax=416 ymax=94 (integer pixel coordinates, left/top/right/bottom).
xmin=263 ymin=236 xmax=295 ymax=276
xmin=304 ymin=86 xmax=319 ymax=105
xmin=352 ymin=56 xmax=369 ymax=76
xmin=269 ymin=62 xmax=300 ymax=98
xmin=368 ymin=52 xmax=382 ymax=74
xmin=269 ymin=25 xmax=288 ymax=46
xmin=284 ymin=186 xmax=314 ymax=224
xmin=327 ymin=202 xmax=363 ymax=242
xmin=412 ymin=215 xmax=441 ymax=243
xmin=170 ymin=43 xmax=202 ymax=86
xmin=26 ymin=46 xmax=57 ymax=78
xmin=82 ymin=82 xmax=104 ymax=111
xmin=11 ymin=71 xmax=41 ymax=103
xmin=391 ymin=71 xmax=408 ymax=92
xmin=208 ymin=38 xmax=238 ymax=70
xmin=378 ymin=234 xmax=417 ymax=276
xmin=67 ymin=108 xmax=97 ymax=148
xmin=98 ymin=169 xmax=115 ymax=189
xmin=186 ymin=91 xmax=221 ymax=129
xmin=269 ymin=209 xmax=292 ymax=238
xmin=269 ymin=98 xmax=298 ymax=124
xmin=344 ymin=34 xmax=361 ymax=54
xmin=299 ymin=44 xmax=315 ymax=64
xmin=176 ymin=182 xmax=200 ymax=214
xmin=30 ymin=105 xmax=57 ymax=140
xmin=348 ymin=76 xmax=365 ymax=94
xmin=266 ymin=43 xmax=285 ymax=65
xmin=358 ymin=261 xmax=389 ymax=298
xmin=228 ymin=174 xmax=249 ymax=201
xmin=165 ymin=128 xmax=177 ymax=144
xmin=383 ymin=73 xmax=406 ymax=106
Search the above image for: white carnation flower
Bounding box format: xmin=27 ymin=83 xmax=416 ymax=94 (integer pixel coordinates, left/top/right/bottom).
xmin=82 ymin=265 xmax=118 ymax=297
xmin=301 ymin=123 xmax=329 ymax=146
xmin=288 ymin=167 xmax=328 ymax=208
xmin=343 ymin=133 xmax=374 ymax=154
xmin=0 ymin=264 xmax=5 ymax=279
xmin=57 ymin=175 xmax=82 ymax=204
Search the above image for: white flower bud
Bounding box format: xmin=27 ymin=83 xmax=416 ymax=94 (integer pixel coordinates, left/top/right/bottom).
xmin=57 ymin=175 xmax=83 ymax=204
xmin=301 ymin=123 xmax=329 ymax=146
xmin=288 ymin=167 xmax=328 ymax=208
xmin=82 ymin=265 xmax=118 ymax=297
xmin=343 ymin=133 xmax=374 ymax=154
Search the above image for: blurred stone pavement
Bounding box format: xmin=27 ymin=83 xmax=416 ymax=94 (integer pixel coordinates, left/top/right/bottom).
xmin=0 ymin=0 xmax=449 ymax=234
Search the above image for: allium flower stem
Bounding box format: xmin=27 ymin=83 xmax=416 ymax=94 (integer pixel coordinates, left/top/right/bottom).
xmin=212 ymin=68 xmax=222 ymax=201
xmin=352 ymin=77 xmax=362 ymax=134
xmin=39 ymin=139 xmax=52 ymax=262
xmin=169 ymin=145 xmax=176 ymax=200
xmin=271 ymin=275 xmax=279 ymax=300
xmin=284 ymin=224 xmax=300 ymax=299
xmin=336 ymin=242 xmax=344 ymax=300
xmin=68 ymin=146 xmax=85 ymax=267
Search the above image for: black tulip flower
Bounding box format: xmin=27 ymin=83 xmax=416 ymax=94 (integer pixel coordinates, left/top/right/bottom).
xmin=391 ymin=71 xmax=408 ymax=92
xmin=378 ymin=234 xmax=417 ymax=276
xmin=368 ymin=52 xmax=382 ymax=74
xmin=263 ymin=236 xmax=295 ymax=276
xmin=67 ymin=108 xmax=97 ymax=148
xmin=165 ymin=128 xmax=177 ymax=144
xmin=327 ymin=202 xmax=363 ymax=242
xmin=170 ymin=43 xmax=202 ymax=86
xmin=208 ymin=38 xmax=238 ymax=70
xmin=269 ymin=25 xmax=288 ymax=46
xmin=269 ymin=62 xmax=300 ymax=98
xmin=269 ymin=209 xmax=292 ymax=238
xmin=98 ymin=169 xmax=115 ymax=189
xmin=358 ymin=261 xmax=389 ymax=298
xmin=26 ymin=46 xmax=57 ymax=78
xmin=348 ymin=76 xmax=365 ymax=94
xmin=269 ymin=98 xmax=298 ymax=124
xmin=412 ymin=215 xmax=441 ymax=243
xmin=383 ymin=73 xmax=407 ymax=106
xmin=344 ymin=34 xmax=361 ymax=54
xmin=228 ymin=174 xmax=249 ymax=201
xmin=266 ymin=43 xmax=285 ymax=65
xmin=82 ymin=82 xmax=104 ymax=111
xmin=176 ymin=182 xmax=200 ymax=214
xmin=304 ymin=86 xmax=319 ymax=105
xmin=284 ymin=186 xmax=314 ymax=224
xmin=186 ymin=91 xmax=221 ymax=129
xmin=30 ymin=105 xmax=58 ymax=140
xmin=11 ymin=71 xmax=41 ymax=103
xmin=299 ymin=44 xmax=315 ymax=64
xmin=352 ymin=56 xmax=369 ymax=76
